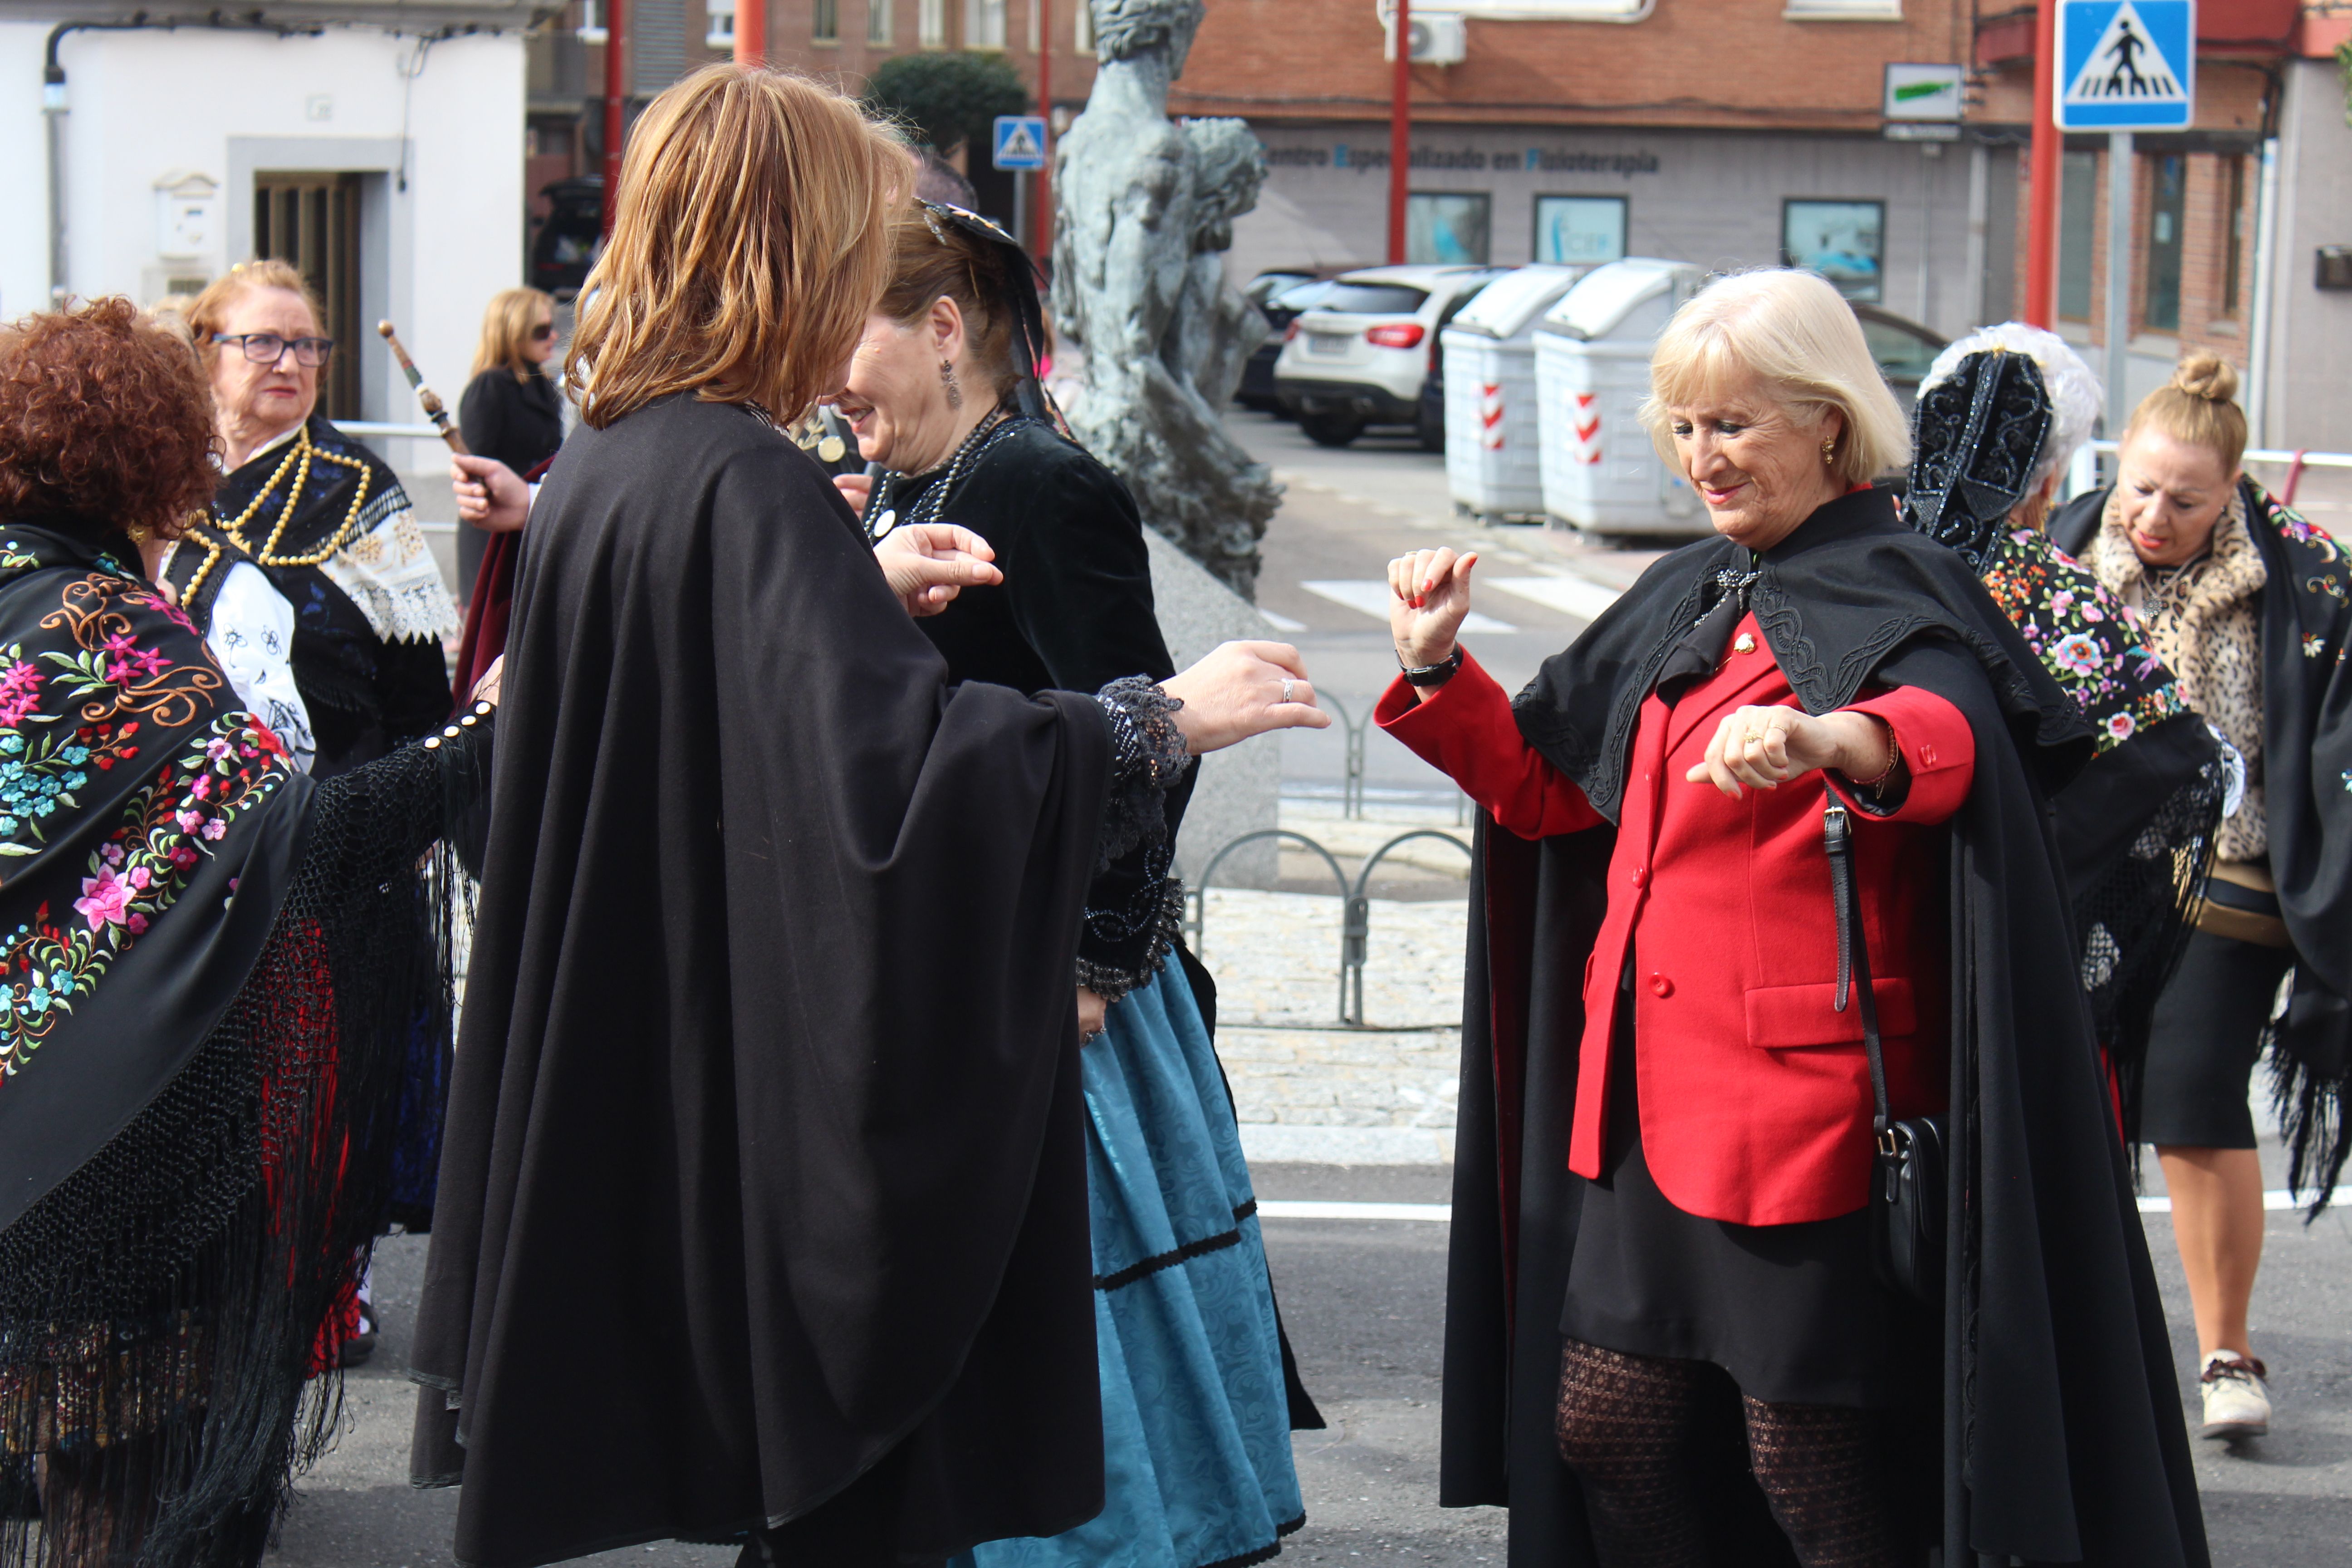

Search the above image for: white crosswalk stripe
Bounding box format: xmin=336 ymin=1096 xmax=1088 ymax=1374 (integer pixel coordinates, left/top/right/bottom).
xmin=1299 ymin=580 xmax=1517 ymax=634
xmin=1488 ymin=574 xmax=1622 ymax=624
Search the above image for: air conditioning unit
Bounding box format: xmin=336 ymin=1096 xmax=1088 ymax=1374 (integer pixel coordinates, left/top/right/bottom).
xmin=1384 ymin=9 xmax=1469 ymax=64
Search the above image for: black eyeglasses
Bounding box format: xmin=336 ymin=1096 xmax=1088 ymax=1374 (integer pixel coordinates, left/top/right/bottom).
xmin=529 ymin=323 xmax=556 ymax=342
xmin=212 ymin=332 xmax=335 ymax=368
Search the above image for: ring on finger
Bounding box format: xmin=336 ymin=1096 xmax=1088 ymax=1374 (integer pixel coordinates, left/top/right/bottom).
xmin=1281 ymin=678 xmax=1296 ymax=704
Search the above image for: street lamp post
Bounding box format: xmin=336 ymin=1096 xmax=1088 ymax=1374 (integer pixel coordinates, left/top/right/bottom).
xmin=1387 ymin=0 xmax=1410 ymax=265
xmin=1036 ymin=0 xmax=1052 ymax=260
xmin=734 ymin=0 xmax=766 ymax=66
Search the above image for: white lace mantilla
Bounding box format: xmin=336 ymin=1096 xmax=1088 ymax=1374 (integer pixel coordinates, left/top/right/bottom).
xmin=319 ymin=505 xmax=461 ymax=645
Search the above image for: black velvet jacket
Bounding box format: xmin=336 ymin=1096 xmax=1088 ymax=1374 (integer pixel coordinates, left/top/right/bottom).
xmin=887 ymin=416 xmax=1193 ymax=1001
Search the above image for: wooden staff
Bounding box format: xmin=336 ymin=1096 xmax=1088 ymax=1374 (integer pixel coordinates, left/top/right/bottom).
xmin=377 ymin=320 xmax=470 ymax=454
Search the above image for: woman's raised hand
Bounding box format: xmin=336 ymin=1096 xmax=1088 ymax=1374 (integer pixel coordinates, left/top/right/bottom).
xmin=874 ymin=522 xmax=1002 ymax=617
xmin=1389 ymin=548 xmax=1479 ymax=670
xmin=1686 ymin=704 xmax=1895 ymax=798
xmin=451 ymin=454 xmax=531 ymax=533
xmin=1160 ymin=642 xmax=1332 ymax=755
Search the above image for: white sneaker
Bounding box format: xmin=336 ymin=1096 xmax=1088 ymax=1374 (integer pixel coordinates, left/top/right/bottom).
xmin=2198 ymin=1352 xmax=2271 ymax=1439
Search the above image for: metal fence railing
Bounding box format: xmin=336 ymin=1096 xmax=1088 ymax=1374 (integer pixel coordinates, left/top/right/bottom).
xmin=2081 ymin=441 xmax=2352 ymax=508
xmin=1186 ymin=826 xmax=1473 ymax=1029
xmin=1316 ymin=693 xmax=1470 ymax=825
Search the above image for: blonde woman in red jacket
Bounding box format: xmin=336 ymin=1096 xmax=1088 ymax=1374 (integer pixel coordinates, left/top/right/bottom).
xmin=1394 ymin=270 xmax=2205 ymax=1568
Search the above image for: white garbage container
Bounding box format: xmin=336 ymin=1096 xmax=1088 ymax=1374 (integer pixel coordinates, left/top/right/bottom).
xmin=1442 ymin=265 xmax=1588 ymax=523
xmin=1534 ymin=259 xmax=1709 ymax=535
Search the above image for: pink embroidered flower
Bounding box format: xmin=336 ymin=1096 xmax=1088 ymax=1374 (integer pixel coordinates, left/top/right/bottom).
xmin=168 ymin=846 xmax=198 ymax=869
xmin=200 ymin=818 xmax=225 ymax=841
xmin=174 ymin=810 xmax=202 ymax=834
xmin=73 ymin=866 xmax=130 ymax=931
xmin=0 ymin=661 xmax=42 ymax=728
xmin=2082 ymin=603 xmax=2104 ymax=623
xmin=2051 ymin=634 xmax=2104 ymax=677
xmin=2106 ymin=713 xmax=2136 ymax=741
xmin=127 ymin=865 xmax=151 ymax=890
xmin=137 ymin=592 xmax=200 ymax=640
xmin=189 ymin=775 xmax=212 ymax=801
xmin=126 ymin=912 xmax=148 ymax=936
xmin=206 ymin=737 xmax=233 ymax=762
xmin=99 ymin=841 xmax=124 ymax=867
xmin=2050 ymin=590 xmax=2074 ymax=617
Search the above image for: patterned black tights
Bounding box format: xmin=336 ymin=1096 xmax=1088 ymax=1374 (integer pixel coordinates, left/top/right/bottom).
xmin=1554 ymin=1338 xmax=1900 ymax=1568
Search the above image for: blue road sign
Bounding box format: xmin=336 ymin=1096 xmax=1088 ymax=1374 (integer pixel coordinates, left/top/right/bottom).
xmin=2057 ymin=0 xmax=2195 ymax=130
xmin=993 ymin=115 xmax=1047 ymax=172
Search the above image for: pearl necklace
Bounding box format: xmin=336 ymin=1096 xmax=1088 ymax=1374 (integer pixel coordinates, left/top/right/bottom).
xmin=865 ymin=412 xmax=1028 ymax=544
xmin=217 ymin=425 xmax=375 ymax=568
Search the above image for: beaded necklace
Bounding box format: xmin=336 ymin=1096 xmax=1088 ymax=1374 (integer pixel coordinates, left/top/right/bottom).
xmin=864 ymin=412 xmax=1029 ymax=545
xmin=217 ymin=425 xmax=376 ymax=568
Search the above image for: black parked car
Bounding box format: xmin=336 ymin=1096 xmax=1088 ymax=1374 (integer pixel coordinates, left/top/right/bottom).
xmin=1236 ymin=272 xmax=1337 ymax=415
xmin=530 ymin=176 xmax=605 ymax=299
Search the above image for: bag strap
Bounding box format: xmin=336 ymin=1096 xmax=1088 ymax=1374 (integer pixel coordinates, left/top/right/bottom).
xmin=1824 ymin=802 xmax=1890 ymax=1137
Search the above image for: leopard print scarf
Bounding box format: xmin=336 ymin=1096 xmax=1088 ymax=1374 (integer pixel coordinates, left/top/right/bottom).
xmin=2086 ymin=483 xmax=2268 ymax=859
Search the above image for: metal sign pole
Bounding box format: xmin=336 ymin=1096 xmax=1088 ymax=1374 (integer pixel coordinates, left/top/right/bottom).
xmin=2104 ymin=130 xmax=2133 ymax=445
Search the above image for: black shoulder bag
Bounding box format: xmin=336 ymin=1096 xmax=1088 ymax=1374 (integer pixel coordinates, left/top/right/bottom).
xmin=1824 ymin=801 xmax=1947 ymax=1306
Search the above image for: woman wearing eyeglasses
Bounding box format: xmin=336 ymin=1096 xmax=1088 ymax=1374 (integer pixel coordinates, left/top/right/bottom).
xmin=456 ymin=289 xmax=564 ymax=604
xmin=187 ymin=261 xmax=459 ymax=781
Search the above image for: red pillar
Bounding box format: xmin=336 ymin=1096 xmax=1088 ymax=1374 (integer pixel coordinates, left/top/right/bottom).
xmin=1387 ymin=0 xmax=1410 ymax=265
xmin=734 ymin=0 xmax=766 ymax=66
xmin=1035 ymin=0 xmax=1052 ymax=259
xmin=601 ymin=0 xmax=627 ymax=240
xmin=2024 ymin=0 xmax=2059 ymax=327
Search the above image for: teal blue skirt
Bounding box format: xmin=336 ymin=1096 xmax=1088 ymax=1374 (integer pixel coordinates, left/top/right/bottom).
xmin=951 ymin=966 xmax=1304 ymax=1568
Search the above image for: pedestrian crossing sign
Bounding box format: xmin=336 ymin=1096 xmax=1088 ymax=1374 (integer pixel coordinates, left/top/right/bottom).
xmin=2057 ymin=0 xmax=2195 ymax=130
xmin=993 ymin=115 xmax=1047 ymax=172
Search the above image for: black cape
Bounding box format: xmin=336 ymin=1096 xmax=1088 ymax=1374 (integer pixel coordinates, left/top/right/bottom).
xmin=408 ymin=394 xmax=1117 ymax=1568
xmin=2055 ymin=480 xmax=2352 ymax=1201
xmin=1443 ymin=489 xmax=2208 ymax=1566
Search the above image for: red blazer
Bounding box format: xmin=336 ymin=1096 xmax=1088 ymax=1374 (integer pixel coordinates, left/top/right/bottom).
xmin=1379 ymin=617 xmax=1976 ymax=1226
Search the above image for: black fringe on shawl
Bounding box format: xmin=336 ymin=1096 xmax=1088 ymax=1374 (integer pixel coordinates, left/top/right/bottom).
xmin=2270 ymin=995 xmax=2352 ymax=1220
xmin=0 ymin=724 xmax=485 ymax=1568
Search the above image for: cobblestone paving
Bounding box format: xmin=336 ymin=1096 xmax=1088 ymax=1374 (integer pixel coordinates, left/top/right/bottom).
xmin=1195 ymin=800 xmax=1474 ymax=1164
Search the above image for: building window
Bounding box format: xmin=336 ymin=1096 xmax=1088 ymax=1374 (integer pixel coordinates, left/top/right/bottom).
xmin=2058 ymin=149 xmax=2097 ymax=322
xmin=814 ymin=0 xmax=839 ymax=41
xmin=706 ymin=0 xmax=734 ymax=47
xmin=1073 ymin=0 xmax=1092 ymax=52
xmin=920 ymin=0 xmax=946 ymax=44
xmin=2144 ymin=153 xmax=2185 ymax=333
xmin=577 ymin=0 xmax=607 ymax=42
xmin=2220 ymin=154 xmax=2247 ymax=320
xmin=965 ymin=0 xmax=1006 ymax=47
xmin=1783 ymin=0 xmax=1902 ymax=16
xmin=1407 ymin=193 xmax=1492 ymax=265
xmin=1782 ymin=199 xmax=1883 ymax=303
xmin=1534 ymin=196 xmax=1627 ymax=265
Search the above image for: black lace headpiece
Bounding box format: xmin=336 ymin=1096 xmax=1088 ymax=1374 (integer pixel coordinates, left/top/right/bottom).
xmin=919 ymin=200 xmax=1063 ymax=430
xmin=1907 ymin=349 xmax=2053 ymax=569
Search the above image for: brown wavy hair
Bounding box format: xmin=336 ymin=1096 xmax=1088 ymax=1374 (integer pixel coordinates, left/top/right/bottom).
xmin=569 ymin=65 xmax=914 ymax=430
xmin=472 ymin=286 xmax=556 ymax=382
xmin=0 ymin=296 xmax=219 ymax=541
xmin=185 ymin=259 xmax=324 ymax=373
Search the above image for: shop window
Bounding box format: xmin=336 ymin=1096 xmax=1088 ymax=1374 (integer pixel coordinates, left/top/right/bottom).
xmin=705 ymin=0 xmax=734 ymax=47
xmin=1408 ymin=193 xmax=1492 ymax=265
xmin=814 ymin=0 xmax=839 ymax=41
xmin=1534 ymin=196 xmax=1626 ymax=266
xmin=2057 ymin=150 xmax=2097 ymax=321
xmin=1784 ymin=0 xmax=1902 ymax=15
xmin=1782 ymin=199 xmax=1883 ymax=303
xmin=2143 ymin=154 xmax=2185 ymax=333
xmin=920 ymin=0 xmax=945 ymax=44
xmin=2220 ymin=155 xmax=2247 ymax=320
xmin=965 ymin=0 xmax=1005 ymax=47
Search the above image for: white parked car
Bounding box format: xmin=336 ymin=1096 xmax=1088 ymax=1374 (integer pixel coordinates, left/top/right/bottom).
xmin=1272 ymin=265 xmax=1506 ymax=449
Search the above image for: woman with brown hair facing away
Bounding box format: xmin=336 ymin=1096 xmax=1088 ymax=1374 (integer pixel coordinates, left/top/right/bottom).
xmin=0 ymin=298 xmax=498 ymax=1568
xmin=455 ymin=288 xmax=564 ymax=604
xmin=406 ymin=64 xmax=1328 ymax=1568
xmin=2051 ymin=354 xmax=2352 ymax=1441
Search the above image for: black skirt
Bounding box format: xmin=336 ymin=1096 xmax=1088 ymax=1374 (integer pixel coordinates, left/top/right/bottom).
xmin=1558 ymin=992 xmax=1936 ymax=1409
xmin=2141 ymin=926 xmax=2295 ymax=1149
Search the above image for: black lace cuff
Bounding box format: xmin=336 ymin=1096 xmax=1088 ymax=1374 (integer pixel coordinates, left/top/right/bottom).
xmin=1077 ymin=871 xmax=1186 ymax=1006
xmin=1094 ymin=676 xmax=1194 ymax=873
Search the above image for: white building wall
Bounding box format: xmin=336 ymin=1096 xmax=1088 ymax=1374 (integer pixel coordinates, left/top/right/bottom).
xmin=1233 ymin=122 xmax=1988 ymax=339
xmin=0 ymin=21 xmax=524 ymax=477
xmin=2263 ymin=58 xmax=2352 ymax=455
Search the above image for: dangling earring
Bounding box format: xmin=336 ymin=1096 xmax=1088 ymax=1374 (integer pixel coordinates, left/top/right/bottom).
xmin=941 ymin=358 xmax=964 ymax=412
xmin=1821 ymin=437 xmax=1837 ymax=468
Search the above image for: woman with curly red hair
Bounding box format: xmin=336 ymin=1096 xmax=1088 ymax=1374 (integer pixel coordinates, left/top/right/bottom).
xmin=0 ymin=298 xmax=498 ymax=1568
